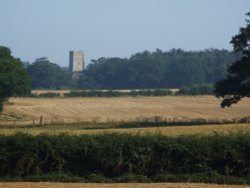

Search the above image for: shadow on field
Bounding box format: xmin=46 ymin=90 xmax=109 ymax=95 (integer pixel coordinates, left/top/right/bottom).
xmin=0 ymin=116 xmax=249 ymax=131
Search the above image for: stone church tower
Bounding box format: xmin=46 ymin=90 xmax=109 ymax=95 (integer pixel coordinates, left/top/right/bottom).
xmin=69 ymin=51 xmax=85 ymax=79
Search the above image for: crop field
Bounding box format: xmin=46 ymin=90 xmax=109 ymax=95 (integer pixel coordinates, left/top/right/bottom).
xmin=1 ymin=183 xmax=249 ymax=188
xmin=1 ymin=96 xmax=250 ymax=126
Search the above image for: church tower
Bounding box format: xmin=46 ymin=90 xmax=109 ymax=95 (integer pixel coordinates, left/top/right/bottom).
xmin=69 ymin=51 xmax=85 ymax=79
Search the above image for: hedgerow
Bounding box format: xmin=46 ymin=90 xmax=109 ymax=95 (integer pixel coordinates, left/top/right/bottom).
xmin=0 ymin=132 xmax=249 ymax=184
xmin=63 ymin=89 xmax=173 ymax=97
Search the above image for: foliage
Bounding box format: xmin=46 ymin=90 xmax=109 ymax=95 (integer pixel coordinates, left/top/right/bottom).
xmin=76 ymin=75 xmax=101 ymax=89
xmin=28 ymin=92 xmax=61 ymax=98
xmin=77 ymin=49 xmax=239 ymax=89
xmin=24 ymin=172 xmax=85 ymax=182
xmin=37 ymin=93 xmax=60 ymax=98
xmin=24 ymin=49 xmax=239 ymax=90
xmin=178 ymin=84 xmax=214 ymax=95
xmin=0 ymin=132 xmax=249 ymax=184
xmin=215 ymin=13 xmax=250 ymax=107
xmin=26 ymin=57 xmax=72 ymax=89
xmin=63 ymin=89 xmax=173 ymax=97
xmin=0 ymin=46 xmax=31 ymax=112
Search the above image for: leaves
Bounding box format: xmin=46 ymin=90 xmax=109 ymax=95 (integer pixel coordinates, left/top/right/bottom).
xmin=215 ymin=13 xmax=250 ymax=107
xmin=0 ymin=133 xmax=249 ymax=183
xmin=79 ymin=49 xmax=238 ymax=89
xmin=0 ymin=46 xmax=31 ymax=111
xmin=26 ymin=58 xmax=72 ymax=89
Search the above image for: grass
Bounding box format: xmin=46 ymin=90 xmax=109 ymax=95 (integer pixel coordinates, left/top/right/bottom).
xmin=0 ymin=113 xmax=28 ymax=122
xmin=1 ymin=96 xmax=250 ymax=126
xmin=0 ymin=182 xmax=249 ymax=188
xmin=0 ymin=122 xmax=249 ymax=136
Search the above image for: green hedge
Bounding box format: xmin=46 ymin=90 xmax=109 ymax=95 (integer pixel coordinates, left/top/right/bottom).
xmin=64 ymin=89 xmax=173 ymax=97
xmin=26 ymin=92 xmax=61 ymax=98
xmin=0 ymin=132 xmax=249 ymax=184
xmin=178 ymin=84 xmax=214 ymax=95
xmin=20 ymin=86 xmax=217 ymax=98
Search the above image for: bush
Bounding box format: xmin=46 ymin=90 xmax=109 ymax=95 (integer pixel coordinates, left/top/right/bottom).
xmin=113 ymin=173 xmax=151 ymax=183
xmin=178 ymin=84 xmax=214 ymax=95
xmin=87 ymin=173 xmax=112 ymax=183
xmin=20 ymin=92 xmax=61 ymax=98
xmin=64 ymin=89 xmax=173 ymax=98
xmin=37 ymin=92 xmax=61 ymax=98
xmin=24 ymin=172 xmax=85 ymax=182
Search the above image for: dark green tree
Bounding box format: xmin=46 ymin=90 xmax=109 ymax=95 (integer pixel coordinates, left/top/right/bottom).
xmin=26 ymin=57 xmax=72 ymax=89
xmin=0 ymin=46 xmax=31 ymax=112
xmin=215 ymin=13 xmax=250 ymax=107
xmin=79 ymin=49 xmax=237 ymax=90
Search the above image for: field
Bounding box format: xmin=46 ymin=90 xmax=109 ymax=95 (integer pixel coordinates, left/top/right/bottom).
xmin=1 ymin=95 xmax=250 ymax=186
xmin=1 ymin=96 xmax=250 ymax=126
xmin=1 ymin=183 xmax=249 ymax=188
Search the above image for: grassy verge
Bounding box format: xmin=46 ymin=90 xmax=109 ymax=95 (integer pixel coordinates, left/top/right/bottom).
xmin=0 ymin=121 xmax=249 ymax=136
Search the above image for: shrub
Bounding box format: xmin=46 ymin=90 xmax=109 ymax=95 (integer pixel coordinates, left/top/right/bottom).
xmin=87 ymin=173 xmax=112 ymax=183
xmin=24 ymin=172 xmax=85 ymax=182
xmin=63 ymin=89 xmax=173 ymax=98
xmin=178 ymin=84 xmax=214 ymax=95
xmin=38 ymin=92 xmax=61 ymax=98
xmin=113 ymin=173 xmax=151 ymax=183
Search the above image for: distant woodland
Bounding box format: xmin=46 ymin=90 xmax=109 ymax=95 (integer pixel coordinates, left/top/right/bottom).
xmin=25 ymin=49 xmax=240 ymax=90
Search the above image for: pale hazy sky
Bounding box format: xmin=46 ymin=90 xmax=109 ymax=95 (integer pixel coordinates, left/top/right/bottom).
xmin=1 ymin=0 xmax=250 ymax=66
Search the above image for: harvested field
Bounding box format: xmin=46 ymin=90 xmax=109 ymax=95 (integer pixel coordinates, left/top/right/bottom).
xmin=0 ymin=183 xmax=249 ymax=188
xmin=1 ymin=96 xmax=250 ymax=126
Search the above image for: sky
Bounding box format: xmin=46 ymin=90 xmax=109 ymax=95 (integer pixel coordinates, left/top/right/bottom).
xmin=0 ymin=0 xmax=250 ymax=67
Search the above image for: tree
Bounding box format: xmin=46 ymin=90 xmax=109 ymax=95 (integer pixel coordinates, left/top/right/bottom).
xmin=26 ymin=57 xmax=72 ymax=89
xmin=0 ymin=46 xmax=31 ymax=112
xmin=79 ymin=49 xmax=236 ymax=90
xmin=215 ymin=13 xmax=250 ymax=107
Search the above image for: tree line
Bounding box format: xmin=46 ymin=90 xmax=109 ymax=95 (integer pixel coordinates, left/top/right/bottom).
xmin=25 ymin=49 xmax=239 ymax=90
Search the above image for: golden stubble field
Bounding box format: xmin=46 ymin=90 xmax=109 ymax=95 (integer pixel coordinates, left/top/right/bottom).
xmin=1 ymin=183 xmax=249 ymax=188
xmin=1 ymin=96 xmax=250 ymax=126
